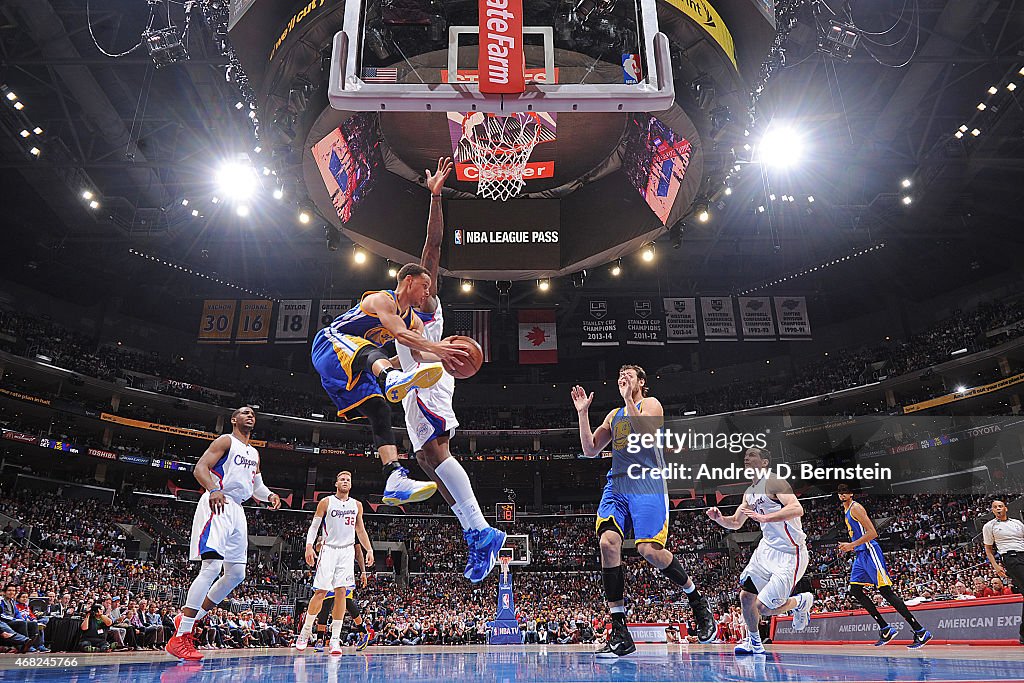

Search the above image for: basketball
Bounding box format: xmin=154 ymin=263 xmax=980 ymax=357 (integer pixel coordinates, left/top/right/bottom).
xmin=442 ymin=335 xmax=483 ymax=379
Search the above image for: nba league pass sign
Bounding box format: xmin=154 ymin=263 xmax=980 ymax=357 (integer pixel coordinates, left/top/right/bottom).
xmin=445 ymin=199 xmax=560 ymax=272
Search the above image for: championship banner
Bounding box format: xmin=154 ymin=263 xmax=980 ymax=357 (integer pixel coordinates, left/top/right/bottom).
xmin=622 ymin=298 xmax=665 ymax=346
xmin=581 ymin=299 xmax=619 ymax=346
xmin=235 ymin=300 xmax=273 ymax=344
xmin=275 ymin=299 xmax=313 ymax=343
xmin=478 ymin=0 xmax=525 ymax=94
xmin=773 ymin=296 xmax=812 ymax=340
xmin=518 ymin=309 xmax=557 ymax=364
xmin=738 ymin=297 xmax=776 ymax=340
xmin=700 ymin=296 xmax=738 ymax=340
xmin=903 ymin=372 xmax=1024 ymax=414
xmin=773 ymin=596 xmax=1023 ymax=644
xmin=318 ymin=299 xmax=353 ymax=329
xmin=664 ymin=298 xmax=698 ymax=344
xmin=197 ymin=300 xmax=237 ymax=344
xmin=664 ymin=0 xmax=738 ymax=72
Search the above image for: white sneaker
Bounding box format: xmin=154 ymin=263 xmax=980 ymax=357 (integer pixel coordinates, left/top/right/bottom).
xmin=734 ymin=637 xmax=766 ymax=655
xmin=383 ymin=363 xmax=444 ymax=402
xmin=382 ymin=465 xmax=437 ymax=505
xmin=329 ymin=639 xmax=343 ymax=655
xmin=791 ymin=592 xmax=814 ymax=632
xmin=294 ymin=633 xmax=309 ymax=651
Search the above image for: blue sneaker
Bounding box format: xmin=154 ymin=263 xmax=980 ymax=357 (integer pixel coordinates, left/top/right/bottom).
xmin=381 ymin=466 xmax=437 ymax=505
xmin=874 ymin=624 xmax=897 ymax=646
xmin=907 ymin=629 xmax=932 ymax=649
xmin=462 ymin=529 xmax=479 ymax=579
xmin=383 ymin=363 xmax=444 ymax=403
xmin=313 ymin=640 xmax=325 ymax=652
xmin=355 ymin=631 xmax=369 ymax=651
xmin=734 ymin=637 xmax=766 ymax=655
xmin=467 ymin=527 xmax=507 ymax=583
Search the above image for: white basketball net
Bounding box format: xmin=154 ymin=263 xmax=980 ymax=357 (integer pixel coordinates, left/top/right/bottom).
xmin=499 ymin=555 xmax=512 ymax=578
xmin=460 ymin=113 xmax=542 ymax=201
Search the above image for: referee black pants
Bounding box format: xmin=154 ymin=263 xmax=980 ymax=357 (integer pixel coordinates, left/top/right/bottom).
xmin=1004 ymin=553 xmax=1024 ymax=639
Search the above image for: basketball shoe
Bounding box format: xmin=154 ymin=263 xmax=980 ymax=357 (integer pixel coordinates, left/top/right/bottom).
xmin=382 ymin=364 xmax=444 ymax=403
xmin=355 ymin=630 xmax=370 ymax=651
xmin=166 ymin=614 xmax=203 ymax=661
xmin=329 ymin=639 xmax=343 ymax=655
xmin=294 ymin=632 xmax=310 ymax=651
xmin=734 ymin=636 xmax=766 ymax=655
xmin=874 ymin=624 xmax=897 ymax=646
xmin=466 ymin=527 xmax=507 ymax=583
xmin=790 ymin=592 xmax=815 ymax=631
xmin=595 ymin=621 xmax=636 ymax=658
xmin=382 ymin=465 xmax=438 ymax=505
xmin=907 ymin=629 xmax=932 ymax=649
xmin=690 ymin=596 xmax=717 ymax=643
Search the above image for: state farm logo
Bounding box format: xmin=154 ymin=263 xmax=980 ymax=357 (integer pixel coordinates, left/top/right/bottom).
xmin=481 ymin=0 xmax=520 ymax=88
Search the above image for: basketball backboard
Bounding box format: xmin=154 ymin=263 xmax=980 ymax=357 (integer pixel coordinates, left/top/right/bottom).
xmin=501 ymin=533 xmax=531 ymax=566
xmin=328 ymin=0 xmax=673 ymax=113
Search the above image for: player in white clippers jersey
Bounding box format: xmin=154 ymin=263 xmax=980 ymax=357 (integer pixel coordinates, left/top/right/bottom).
xmin=706 ymin=447 xmax=814 ymax=655
xmin=167 ymin=406 xmax=281 ymax=661
xmin=392 ymin=157 xmax=505 ymax=584
xmin=296 ymin=471 xmax=373 ymax=655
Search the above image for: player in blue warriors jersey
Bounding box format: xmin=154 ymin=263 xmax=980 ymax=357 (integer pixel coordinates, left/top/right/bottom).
xmin=573 ymin=365 xmax=716 ymax=658
xmin=312 ymin=264 xmax=469 ymax=506
xmin=837 ymin=484 xmax=932 ymax=648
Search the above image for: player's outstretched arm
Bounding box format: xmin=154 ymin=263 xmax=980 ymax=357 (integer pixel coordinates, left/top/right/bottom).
xmin=420 ymin=157 xmax=452 ymax=312
xmin=572 ymin=386 xmax=612 ymax=457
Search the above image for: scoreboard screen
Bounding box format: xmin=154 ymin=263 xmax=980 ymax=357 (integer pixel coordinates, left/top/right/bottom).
xmin=495 ymin=502 xmax=516 ymax=524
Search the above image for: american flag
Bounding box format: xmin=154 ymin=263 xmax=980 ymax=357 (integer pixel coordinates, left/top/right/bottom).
xmin=449 ymin=309 xmax=491 ymax=362
xmin=362 ymin=67 xmax=398 ymax=83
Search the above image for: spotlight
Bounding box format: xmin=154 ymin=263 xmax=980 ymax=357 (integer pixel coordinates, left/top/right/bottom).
xmin=5 ymin=91 xmax=16 ymax=101
xmin=977 ymin=102 xmax=986 ymax=111
xmin=959 ymin=125 xmax=968 ymax=132
xmin=82 ymin=191 xmax=94 ymax=200
xmin=181 ymin=198 xmax=189 ymax=206
xmin=235 ymin=102 xmax=244 ymax=110
xmin=325 ymin=226 xmax=340 ymax=251
xmin=818 ymin=20 xmax=861 ymax=62
xmin=13 ymin=102 xmax=23 ymax=110
xmin=956 ymin=385 xmax=966 ymax=393
xmin=724 ymin=187 xmax=732 ymax=196
xmin=641 ymin=244 xmax=655 ymax=262
xmin=971 ymin=128 xmax=981 ymax=136
xmin=697 ymin=207 xmax=710 ymax=223
xmin=89 ymin=200 xmax=99 ymax=209
xmin=1020 ymin=66 xmax=1024 ymax=76
xmin=611 ymin=260 xmax=621 ymax=276
xmin=387 ymin=262 xmax=397 ymax=278
xmin=1009 ymin=83 xmax=1017 ymax=92
xmin=807 ymin=196 xmax=815 ymax=203
xmin=273 ymin=188 xmax=284 ymax=200
xmin=537 ymin=278 xmax=550 ymax=291
xmin=902 ymin=196 xmax=912 ymax=205
xmin=19 ymin=130 xmax=29 ymax=138
xmin=253 ymin=146 xmax=262 ymax=153
xmin=298 ymin=210 xmax=311 ymax=224
xmin=32 ymin=127 xmax=42 ymax=135
xmin=235 ymin=205 xmax=250 ymax=217
xmin=461 ymin=279 xmax=473 ymax=292
xmin=757 ymin=125 xmax=803 ymax=168
xmin=353 ymin=247 xmax=367 ymax=264
xmin=572 ymin=270 xmax=587 ymax=288
xmin=211 ymin=196 xmax=220 ymax=204
xmin=757 ymin=205 xmax=765 ymax=213
xmin=769 ymin=193 xmax=777 ymax=201
xmin=988 ymin=86 xmax=998 ymax=95
xmin=214 ymin=160 xmax=259 ymax=201
xmin=901 ymin=178 xmax=912 ymax=188
xmin=191 ymin=209 xmax=199 ymax=217
xmin=29 ymin=147 xmax=40 ymax=157
xmin=954 ymin=131 xmax=964 ymax=139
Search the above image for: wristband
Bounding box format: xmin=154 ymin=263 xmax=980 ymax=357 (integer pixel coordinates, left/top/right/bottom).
xmin=209 ymin=488 xmax=222 ymax=494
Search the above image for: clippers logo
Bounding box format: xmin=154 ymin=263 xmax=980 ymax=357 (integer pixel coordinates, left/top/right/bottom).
xmin=454 ymin=229 xmax=463 ymax=245
xmin=480 ymin=0 xmax=525 ymax=94
xmin=234 ymin=453 xmax=258 ymax=468
xmin=622 ymin=54 xmax=641 ymax=84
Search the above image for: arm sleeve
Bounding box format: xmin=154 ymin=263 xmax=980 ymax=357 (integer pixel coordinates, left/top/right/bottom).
xmin=252 ymin=473 xmax=273 ymax=503
xmin=306 ymin=516 xmax=324 ymax=547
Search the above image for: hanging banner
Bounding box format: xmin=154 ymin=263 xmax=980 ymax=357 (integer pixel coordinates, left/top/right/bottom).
xmin=738 ymin=297 xmax=777 ymax=340
xmin=235 ymin=300 xmax=273 ymax=343
xmin=318 ymin=299 xmax=353 ymax=329
xmin=198 ymin=300 xmax=237 ymax=344
xmin=622 ymin=298 xmax=665 ymax=346
xmin=700 ymin=296 xmax=738 ymax=340
xmin=663 ymin=298 xmax=699 ymax=344
xmin=275 ymin=299 xmax=313 ymax=343
xmin=773 ymin=296 xmax=812 ymax=340
xmin=518 ymin=309 xmax=557 ymax=364
xmin=582 ymin=299 xmax=619 ymax=347
xmin=478 ymin=0 xmax=526 ymax=94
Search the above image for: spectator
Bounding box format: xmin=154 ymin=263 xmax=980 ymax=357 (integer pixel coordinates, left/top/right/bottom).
xmin=79 ymin=603 xmax=112 ymax=652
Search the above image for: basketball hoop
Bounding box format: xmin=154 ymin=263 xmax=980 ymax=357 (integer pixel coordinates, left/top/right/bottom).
xmin=499 ymin=555 xmax=512 ymax=578
xmin=459 ymin=112 xmax=542 ymax=201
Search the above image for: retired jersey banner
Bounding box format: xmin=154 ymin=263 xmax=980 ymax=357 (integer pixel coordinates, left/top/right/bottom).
xmin=773 ymin=296 xmax=812 ymax=340
xmin=739 ymin=297 xmax=776 ymax=340
xmin=622 ymin=298 xmax=665 ymax=346
xmin=198 ymin=300 xmax=237 ymax=344
xmin=663 ymin=298 xmax=698 ymax=344
xmin=318 ymin=299 xmax=353 ymax=329
xmin=235 ymin=300 xmax=273 ymax=343
xmin=275 ymin=299 xmax=313 ymax=343
xmin=582 ymin=299 xmax=619 ymax=346
xmin=700 ymin=296 xmax=738 ymax=341
xmin=518 ymin=309 xmax=557 ymax=364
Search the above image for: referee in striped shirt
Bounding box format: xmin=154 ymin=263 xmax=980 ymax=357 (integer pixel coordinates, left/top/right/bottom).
xmin=982 ymin=499 xmax=1024 ymax=645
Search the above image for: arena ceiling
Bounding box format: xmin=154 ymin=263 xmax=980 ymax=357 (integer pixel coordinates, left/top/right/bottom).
xmin=1 ymin=0 xmax=1023 ymax=324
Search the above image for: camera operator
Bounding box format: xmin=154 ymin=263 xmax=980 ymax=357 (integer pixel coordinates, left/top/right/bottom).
xmin=79 ymin=602 xmax=112 ymax=652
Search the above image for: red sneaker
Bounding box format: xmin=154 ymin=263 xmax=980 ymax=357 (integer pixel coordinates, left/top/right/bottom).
xmin=166 ymin=634 xmax=204 ymax=661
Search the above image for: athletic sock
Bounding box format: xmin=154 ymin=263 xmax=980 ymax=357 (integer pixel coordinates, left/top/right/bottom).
xmin=749 ymin=631 xmax=762 ymax=646
xmin=610 ymin=606 xmax=626 ymax=627
xmin=451 ymin=502 xmax=472 ymax=532
xmin=176 ymin=615 xmax=197 ymax=637
xmin=382 ymin=461 xmax=402 ymax=478
xmin=301 ymin=612 xmax=316 ymax=636
xmin=330 ymin=621 xmax=343 ymax=643
xmin=434 ymin=458 xmax=488 ymax=530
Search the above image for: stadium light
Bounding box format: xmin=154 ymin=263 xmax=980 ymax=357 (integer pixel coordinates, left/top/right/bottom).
xmin=298 ymin=209 xmax=311 ymax=224
xmin=641 ymin=244 xmax=655 ymax=262
xmin=82 ymin=191 xmax=94 ymax=200
xmin=1009 ymin=83 xmax=1017 ymax=92
xmin=353 ymin=247 xmax=367 ymax=265
xmin=89 ymin=200 xmax=99 ymax=209
xmin=28 ymin=147 xmax=40 ymax=157
xmin=956 ymin=385 xmax=966 ymax=393
xmin=538 ymin=279 xmax=550 ymax=291
xmin=214 ymin=160 xmax=259 ymax=201
xmin=235 ymin=205 xmax=250 ymax=217
xmin=191 ymin=209 xmax=199 ymax=217
xmin=273 ymin=188 xmax=284 ymax=200
xmin=988 ymin=86 xmax=998 ymax=95
xmin=611 ymin=259 xmax=621 ymax=276
xmin=901 ymin=178 xmax=912 ymax=188
xmin=977 ymin=102 xmax=986 ymax=111
xmin=32 ymin=127 xmax=42 ymax=135
xmin=757 ymin=125 xmax=804 ymax=168
xmin=387 ymin=261 xmax=397 ymax=278
xmin=697 ymin=207 xmax=710 ymax=223
xmin=13 ymin=102 xmax=23 ymax=110
xmin=19 ymin=129 xmax=29 ymax=138
xmin=902 ymin=196 xmax=912 ymax=205
xmin=5 ymin=91 xmax=16 ymax=101
xmin=461 ymin=279 xmax=473 ymax=292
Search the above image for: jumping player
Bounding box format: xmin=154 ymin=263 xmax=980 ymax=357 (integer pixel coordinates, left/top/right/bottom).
xmin=706 ymin=447 xmax=813 ymax=656
xmin=573 ymin=365 xmax=716 ymax=658
xmin=311 ymin=262 xmax=469 ymax=505
xmin=296 ymin=471 xmax=373 ymax=655
xmin=394 ymin=157 xmax=506 ymax=583
xmin=166 ymin=406 xmax=281 ymax=660
xmin=837 ymin=484 xmax=932 ymax=648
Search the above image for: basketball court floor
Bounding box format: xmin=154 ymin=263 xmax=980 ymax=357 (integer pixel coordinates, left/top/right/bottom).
xmin=3 ymin=645 xmax=1023 ymax=682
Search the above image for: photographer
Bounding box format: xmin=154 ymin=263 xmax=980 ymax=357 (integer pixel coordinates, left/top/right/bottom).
xmin=79 ymin=603 xmax=112 ymax=652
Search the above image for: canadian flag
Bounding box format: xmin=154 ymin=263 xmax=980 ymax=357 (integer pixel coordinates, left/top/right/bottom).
xmin=518 ymin=309 xmax=557 ymax=364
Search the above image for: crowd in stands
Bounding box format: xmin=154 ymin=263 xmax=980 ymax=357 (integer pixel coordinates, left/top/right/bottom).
xmin=3 ymin=295 xmax=1024 ymax=430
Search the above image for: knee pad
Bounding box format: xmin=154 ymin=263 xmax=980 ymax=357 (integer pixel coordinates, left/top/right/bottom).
xmin=185 ymin=560 xmax=224 ymax=609
xmin=207 ymin=562 xmax=246 ymax=604
xmin=353 ymin=345 xmax=389 ymax=376
xmin=359 ymin=397 xmax=396 ymax=449
xmin=346 ymin=597 xmax=360 ymax=618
